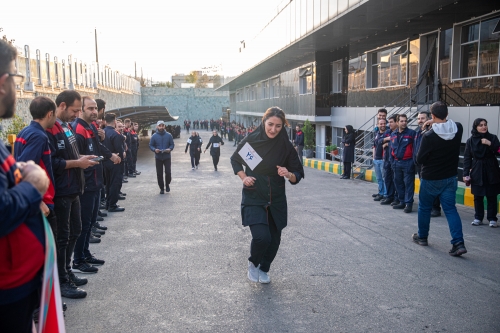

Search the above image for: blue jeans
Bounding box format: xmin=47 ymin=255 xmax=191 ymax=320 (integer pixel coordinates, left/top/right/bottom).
xmin=373 ymin=159 xmax=386 ymax=196
xmin=418 ymin=176 xmax=464 ymax=245
xmin=394 ymin=159 xmax=415 ymax=204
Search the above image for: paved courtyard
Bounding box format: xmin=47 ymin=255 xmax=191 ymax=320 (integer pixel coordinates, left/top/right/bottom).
xmin=65 ymin=130 xmax=500 ymax=333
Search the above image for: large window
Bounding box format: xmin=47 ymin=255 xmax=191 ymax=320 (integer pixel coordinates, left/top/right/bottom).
xmin=270 ymin=77 xmax=280 ymax=98
xmin=459 ymin=17 xmax=499 ymax=78
xmin=368 ymin=44 xmax=407 ymax=89
xmin=299 ymin=66 xmax=313 ymax=94
xmin=261 ymin=80 xmax=269 ymax=99
xmin=332 ymin=60 xmax=342 ymax=93
xmin=348 ymin=55 xmax=366 ymax=91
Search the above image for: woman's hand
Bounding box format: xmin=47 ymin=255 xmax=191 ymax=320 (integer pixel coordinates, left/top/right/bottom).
xmin=277 ymin=166 xmax=290 ymax=178
xmin=243 ymin=176 xmax=256 ymax=186
xmin=345 ymin=143 xmax=350 ymax=146
xmin=481 ymin=138 xmax=491 ymax=146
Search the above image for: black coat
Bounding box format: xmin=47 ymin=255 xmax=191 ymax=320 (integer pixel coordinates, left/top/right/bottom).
xmin=342 ymin=133 xmax=355 ymax=163
xmin=206 ymin=135 xmax=224 ymax=156
xmin=185 ymin=136 xmax=202 ymax=153
xmin=463 ymin=135 xmax=500 ymax=187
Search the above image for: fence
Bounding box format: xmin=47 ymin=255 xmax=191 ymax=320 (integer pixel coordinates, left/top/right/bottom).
xmin=14 ymin=45 xmax=141 ymax=94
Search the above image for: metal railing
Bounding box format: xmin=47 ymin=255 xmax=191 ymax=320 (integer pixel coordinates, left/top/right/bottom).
xmin=441 ymin=84 xmax=470 ymax=107
xmin=353 ymin=85 xmax=434 ymax=169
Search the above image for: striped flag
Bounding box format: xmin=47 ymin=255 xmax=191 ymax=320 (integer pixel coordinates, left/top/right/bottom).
xmin=37 ymin=214 xmax=66 ymax=333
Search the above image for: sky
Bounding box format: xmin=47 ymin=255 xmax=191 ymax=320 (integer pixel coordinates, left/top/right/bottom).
xmin=2 ymin=0 xmax=284 ymax=82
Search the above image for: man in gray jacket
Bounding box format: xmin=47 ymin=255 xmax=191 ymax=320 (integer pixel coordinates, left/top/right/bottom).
xmin=149 ymin=121 xmax=175 ymax=194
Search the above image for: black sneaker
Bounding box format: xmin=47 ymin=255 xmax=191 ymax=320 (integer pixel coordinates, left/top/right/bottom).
xmin=166 ymin=185 xmax=170 ymax=193
xmin=96 ymin=216 xmax=104 ymax=222
xmin=60 ymin=282 xmax=87 ymax=299
xmin=118 ymin=195 xmax=126 ymax=200
xmin=92 ymin=232 xmax=101 ymax=238
xmin=120 ymin=192 xmax=127 ymax=196
xmin=391 ymin=200 xmax=401 ymax=206
xmin=89 ymin=235 xmax=101 ymax=243
xmin=431 ymin=210 xmax=441 ymax=217
xmin=98 ymin=210 xmax=107 ymax=217
xmin=86 ymin=255 xmax=105 ymax=266
xmin=373 ymin=194 xmax=383 ymax=201
xmin=68 ymin=270 xmax=88 ymax=286
xmin=449 ymin=242 xmax=467 ymax=257
xmin=72 ymin=261 xmax=98 ymax=274
xmin=160 ymin=189 xmax=165 ymax=194
xmin=404 ymin=204 xmax=413 ymax=213
xmin=412 ymin=233 xmax=428 ymax=246
xmin=92 ymin=227 xmax=105 ymax=235
xmin=380 ymin=198 xmax=393 ymax=205
xmin=372 ymin=193 xmax=379 ymax=197
xmin=128 ymin=173 xmax=136 ymax=177
xmin=134 ymin=171 xmax=141 ymax=175
xmin=393 ymin=203 xmax=405 ymax=209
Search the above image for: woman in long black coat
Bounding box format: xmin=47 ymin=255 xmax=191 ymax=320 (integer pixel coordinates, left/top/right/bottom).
xmin=341 ymin=125 xmax=355 ymax=179
xmin=463 ymin=118 xmax=500 ymax=228
xmin=204 ymin=130 xmax=224 ymax=171
xmin=230 ymin=107 xmax=304 ymax=284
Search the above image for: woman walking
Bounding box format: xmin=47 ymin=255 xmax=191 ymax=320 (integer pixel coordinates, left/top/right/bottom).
xmin=341 ymin=125 xmax=355 ymax=179
xmin=185 ymin=131 xmax=202 ymax=170
xmin=463 ymin=118 xmax=500 ymax=228
xmin=204 ymin=130 xmax=224 ymax=171
xmin=231 ymin=107 xmax=304 ymax=284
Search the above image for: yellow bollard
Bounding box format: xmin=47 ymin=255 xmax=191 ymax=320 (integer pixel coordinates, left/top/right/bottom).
xmin=7 ymin=134 xmax=16 ymax=156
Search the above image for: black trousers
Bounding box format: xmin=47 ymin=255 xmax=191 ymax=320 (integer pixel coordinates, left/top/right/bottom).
xmin=343 ymin=162 xmax=352 ymax=178
xmin=54 ymin=194 xmax=81 ymax=283
xmin=248 ymin=212 xmax=282 ymax=273
xmin=474 ymin=195 xmax=498 ymax=222
xmin=189 ymin=151 xmax=199 ymax=168
xmin=127 ymin=148 xmax=136 ymax=174
xmin=212 ymin=154 xmax=220 ymax=169
xmin=74 ymin=190 xmax=99 ymax=263
xmin=156 ymin=158 xmax=172 ymax=190
xmin=0 ymin=288 xmax=39 ymax=333
xmin=104 ymin=161 xmax=122 ymax=208
xmin=132 ymin=147 xmax=138 ymax=171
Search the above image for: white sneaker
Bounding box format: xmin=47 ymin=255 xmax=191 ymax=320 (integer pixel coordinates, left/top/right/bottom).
xmin=247 ymin=261 xmax=259 ymax=282
xmin=192 ymin=167 xmax=195 ymax=170
xmin=471 ymin=219 xmax=483 ymax=226
xmin=489 ymin=221 xmax=498 ymax=228
xmin=195 ymin=166 xmax=198 ymax=169
xmin=258 ymin=269 xmax=271 ymax=284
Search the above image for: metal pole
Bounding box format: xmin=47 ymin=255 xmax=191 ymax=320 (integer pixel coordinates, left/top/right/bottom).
xmin=95 ymin=28 xmax=99 ymax=63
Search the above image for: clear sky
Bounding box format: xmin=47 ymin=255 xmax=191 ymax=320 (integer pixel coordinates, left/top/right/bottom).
xmin=2 ymin=0 xmax=283 ymax=82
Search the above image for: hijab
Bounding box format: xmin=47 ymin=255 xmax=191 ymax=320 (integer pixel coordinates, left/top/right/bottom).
xmin=343 ymin=125 xmax=355 ymax=143
xmin=470 ymin=118 xmax=494 ymax=159
xmin=231 ymin=123 xmax=304 ymax=178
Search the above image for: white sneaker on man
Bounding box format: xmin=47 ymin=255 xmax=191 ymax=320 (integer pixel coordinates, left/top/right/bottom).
xmin=489 ymin=221 xmax=498 ymax=228
xmin=247 ymin=261 xmax=259 ymax=282
xmin=471 ymin=219 xmax=483 ymax=226
xmin=258 ymin=269 xmax=271 ymax=284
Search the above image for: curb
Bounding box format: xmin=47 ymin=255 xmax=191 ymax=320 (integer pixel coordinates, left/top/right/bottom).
xmin=303 ymin=158 xmax=498 ymax=212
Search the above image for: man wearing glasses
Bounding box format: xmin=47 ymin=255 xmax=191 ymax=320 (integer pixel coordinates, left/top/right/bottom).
xmin=0 ymin=39 xmax=51 ymax=332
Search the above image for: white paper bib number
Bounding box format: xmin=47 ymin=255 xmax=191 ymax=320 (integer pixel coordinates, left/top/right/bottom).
xmin=187 ymin=139 xmax=192 ymax=144
xmin=238 ymin=142 xmax=262 ymax=170
xmin=213 ymin=143 xmax=220 ymax=148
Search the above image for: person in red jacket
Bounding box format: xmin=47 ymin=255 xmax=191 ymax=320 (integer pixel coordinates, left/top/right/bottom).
xmin=0 ymin=39 xmax=50 ymax=333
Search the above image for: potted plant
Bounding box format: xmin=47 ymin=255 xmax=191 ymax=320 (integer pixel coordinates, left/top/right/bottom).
xmin=326 ymin=144 xmax=339 ymax=156
xmin=302 ymin=119 xmax=315 ymax=158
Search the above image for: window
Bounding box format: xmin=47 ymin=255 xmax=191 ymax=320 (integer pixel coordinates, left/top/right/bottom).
xmin=270 ymin=77 xmax=280 ymax=98
xmin=348 ymin=55 xmax=366 ymax=91
xmin=368 ymin=44 xmax=407 ymax=89
xmin=332 ymin=60 xmax=342 ymax=93
xmin=459 ymin=17 xmax=500 ymax=78
xmin=250 ymin=85 xmax=256 ymax=100
xmin=299 ymin=66 xmax=313 ymax=94
xmin=261 ymin=80 xmax=269 ymax=99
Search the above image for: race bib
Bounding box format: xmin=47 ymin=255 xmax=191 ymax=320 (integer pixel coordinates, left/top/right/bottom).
xmin=213 ymin=143 xmax=220 ymax=148
xmin=238 ymin=142 xmax=262 ymax=170
xmin=187 ymin=139 xmax=192 ymax=144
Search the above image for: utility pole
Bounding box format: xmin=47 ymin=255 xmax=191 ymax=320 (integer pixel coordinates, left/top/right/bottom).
xmin=94 ymin=28 xmax=99 ymax=63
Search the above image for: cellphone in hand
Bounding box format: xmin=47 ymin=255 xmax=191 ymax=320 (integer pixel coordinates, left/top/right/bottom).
xmin=91 ymin=156 xmax=104 ymax=162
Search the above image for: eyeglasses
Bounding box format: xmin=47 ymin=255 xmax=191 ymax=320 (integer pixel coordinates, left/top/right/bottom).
xmin=5 ymin=73 xmax=25 ymax=86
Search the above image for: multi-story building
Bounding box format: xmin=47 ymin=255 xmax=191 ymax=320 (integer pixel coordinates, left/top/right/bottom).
xmin=219 ymin=0 xmax=500 ymax=165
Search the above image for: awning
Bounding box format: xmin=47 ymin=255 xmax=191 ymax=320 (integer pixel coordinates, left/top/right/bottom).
xmin=105 ymin=106 xmax=179 ymax=127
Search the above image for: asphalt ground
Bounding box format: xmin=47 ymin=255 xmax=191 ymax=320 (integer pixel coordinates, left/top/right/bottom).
xmin=65 ymin=129 xmax=500 ymax=333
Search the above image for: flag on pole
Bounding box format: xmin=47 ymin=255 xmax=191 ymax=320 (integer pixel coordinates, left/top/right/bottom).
xmin=37 ymin=214 xmax=66 ymax=333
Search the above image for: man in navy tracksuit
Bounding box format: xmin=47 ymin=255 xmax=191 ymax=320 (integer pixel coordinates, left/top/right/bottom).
xmin=390 ymin=114 xmax=416 ymax=213
xmin=0 ymin=40 xmax=51 ymax=331
xmin=131 ymin=122 xmax=140 ymax=174
xmin=72 ymin=97 xmax=115 ymax=273
xmin=149 ymin=120 xmax=175 ymax=194
xmin=102 ymin=113 xmax=126 ymax=212
xmin=380 ymin=114 xmax=398 ymax=205
xmin=46 ymin=90 xmax=98 ymax=298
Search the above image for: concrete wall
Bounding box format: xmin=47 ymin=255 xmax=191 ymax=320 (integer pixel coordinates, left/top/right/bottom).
xmin=141 ymin=87 xmax=229 ymax=125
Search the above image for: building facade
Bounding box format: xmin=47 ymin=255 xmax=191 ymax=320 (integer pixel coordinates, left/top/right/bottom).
xmin=219 ymin=0 xmax=500 ymax=165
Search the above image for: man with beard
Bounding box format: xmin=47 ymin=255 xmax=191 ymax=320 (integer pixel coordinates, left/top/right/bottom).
xmin=102 ymin=113 xmax=125 ymax=212
xmin=204 ymin=130 xmax=224 ymax=171
xmin=72 ymin=97 xmax=119 ymax=273
xmin=372 ymin=119 xmax=387 ymax=201
xmin=46 ymin=90 xmax=98 ymax=298
xmin=185 ymin=130 xmax=202 ymax=170
xmin=0 ymin=40 xmax=51 ymax=331
xmin=149 ymin=121 xmax=175 ymax=193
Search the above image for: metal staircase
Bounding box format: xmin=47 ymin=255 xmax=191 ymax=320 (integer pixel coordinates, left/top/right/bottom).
xmin=351 ymin=85 xmax=435 ymax=178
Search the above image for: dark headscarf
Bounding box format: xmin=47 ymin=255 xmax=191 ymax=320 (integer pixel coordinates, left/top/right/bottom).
xmin=470 ymin=118 xmax=494 ymax=159
xmin=231 ymin=123 xmax=304 ymax=178
xmin=345 ymin=125 xmax=354 ymax=135
xmin=343 ymin=125 xmax=355 ymax=145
